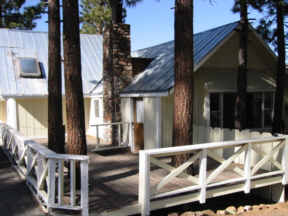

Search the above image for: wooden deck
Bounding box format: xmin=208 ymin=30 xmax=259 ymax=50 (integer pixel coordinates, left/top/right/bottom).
xmin=87 ymin=149 xmax=242 ymax=215
xmin=31 ymin=136 xmax=284 ymax=216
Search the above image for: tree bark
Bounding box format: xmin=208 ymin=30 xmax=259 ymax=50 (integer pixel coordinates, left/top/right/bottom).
xmin=62 ymin=0 xmax=87 ymax=155
xmin=235 ymin=0 xmax=248 ymax=130
xmin=173 ymin=0 xmax=194 ymax=167
xmin=272 ymin=1 xmax=285 ymax=133
xmin=110 ymin=0 xmax=123 ymax=23
xmin=48 ymin=0 xmax=65 ymax=153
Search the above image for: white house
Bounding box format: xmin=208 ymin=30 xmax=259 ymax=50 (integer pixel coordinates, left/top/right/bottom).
xmin=120 ymin=21 xmax=280 ymax=150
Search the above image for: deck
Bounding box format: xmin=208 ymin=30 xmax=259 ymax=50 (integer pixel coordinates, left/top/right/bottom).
xmin=33 ymin=137 xmax=243 ymax=215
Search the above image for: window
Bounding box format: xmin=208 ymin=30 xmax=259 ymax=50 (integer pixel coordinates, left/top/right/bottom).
xmin=210 ymin=93 xmax=221 ymax=127
xmin=94 ymin=100 xmax=100 ymax=118
xmin=18 ymin=57 xmax=42 ymax=78
xmin=210 ymin=92 xmax=274 ymax=129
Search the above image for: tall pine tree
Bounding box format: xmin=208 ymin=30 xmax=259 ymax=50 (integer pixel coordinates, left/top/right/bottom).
xmin=173 ymin=0 xmax=194 ymax=167
xmin=0 ymin=0 xmax=44 ymax=29
xmin=63 ymin=0 xmax=87 ymax=155
xmin=48 ymin=0 xmax=65 ymax=153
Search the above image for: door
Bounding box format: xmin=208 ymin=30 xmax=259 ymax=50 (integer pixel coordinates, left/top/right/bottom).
xmin=134 ymin=98 xmax=144 ymax=152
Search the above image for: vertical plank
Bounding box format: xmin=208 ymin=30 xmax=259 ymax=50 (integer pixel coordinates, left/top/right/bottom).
xmin=70 ymin=160 xmax=76 ymax=206
xmin=282 ymin=138 xmax=288 ymax=185
xmin=96 ymin=126 xmax=99 ymax=147
xmin=26 ymin=146 xmax=32 ymax=178
xmin=118 ymin=124 xmax=121 ymax=146
xmin=48 ymin=159 xmax=56 ymax=208
xmin=139 ymin=152 xmax=151 ymax=216
xmin=81 ymin=160 xmax=89 ymax=216
xmin=58 ymin=160 xmax=64 ymax=206
xmin=199 ymin=149 xmax=207 ymax=204
xmin=244 ymin=143 xmax=251 ymax=194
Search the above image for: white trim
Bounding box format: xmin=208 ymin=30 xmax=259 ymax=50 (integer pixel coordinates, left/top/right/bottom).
xmin=6 ymin=98 xmax=18 ymax=130
xmin=155 ymin=98 xmax=162 ymax=149
xmin=129 ymin=98 xmax=135 ymax=152
xmin=120 ymin=91 xmax=169 ymax=98
xmin=194 ymin=30 xmax=237 ymax=72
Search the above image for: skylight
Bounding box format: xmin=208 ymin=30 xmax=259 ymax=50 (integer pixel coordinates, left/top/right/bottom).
xmin=18 ymin=57 xmax=42 ymax=78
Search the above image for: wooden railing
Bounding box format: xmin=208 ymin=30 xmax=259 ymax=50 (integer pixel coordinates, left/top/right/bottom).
xmin=138 ymin=136 xmax=288 ymax=216
xmin=90 ymin=122 xmax=132 ymax=150
xmin=0 ymin=123 xmax=89 ymax=216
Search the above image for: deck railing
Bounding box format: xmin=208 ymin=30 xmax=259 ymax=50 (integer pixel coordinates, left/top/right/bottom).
xmin=138 ymin=136 xmax=288 ymax=216
xmin=90 ymin=122 xmax=132 ymax=150
xmin=0 ymin=123 xmax=89 ymax=216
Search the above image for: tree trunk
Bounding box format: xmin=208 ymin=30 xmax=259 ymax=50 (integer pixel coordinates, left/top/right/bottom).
xmin=110 ymin=0 xmax=123 ymax=23
xmin=173 ymin=0 xmax=194 ymax=167
xmin=272 ymin=1 xmax=285 ymax=133
xmin=48 ymin=0 xmax=65 ymax=153
xmin=235 ymin=0 xmax=248 ymax=130
xmin=62 ymin=0 xmax=87 ymax=155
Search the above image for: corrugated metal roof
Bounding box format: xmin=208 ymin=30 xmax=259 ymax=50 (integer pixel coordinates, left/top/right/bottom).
xmin=122 ymin=22 xmax=240 ymax=94
xmin=0 ymin=29 xmax=102 ymax=97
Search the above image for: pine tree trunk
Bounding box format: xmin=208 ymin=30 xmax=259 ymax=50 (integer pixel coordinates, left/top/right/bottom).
xmin=272 ymin=1 xmax=285 ymax=133
xmin=110 ymin=0 xmax=123 ymax=23
xmin=62 ymin=0 xmax=87 ymax=155
xmin=173 ymin=0 xmax=194 ymax=167
xmin=48 ymin=0 xmax=65 ymax=153
xmin=235 ymin=0 xmax=248 ymax=130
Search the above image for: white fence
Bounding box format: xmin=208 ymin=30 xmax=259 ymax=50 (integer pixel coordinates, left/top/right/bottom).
xmin=90 ymin=122 xmax=133 ymax=150
xmin=139 ymin=135 xmax=288 ymax=216
xmin=0 ymin=123 xmax=89 ymax=216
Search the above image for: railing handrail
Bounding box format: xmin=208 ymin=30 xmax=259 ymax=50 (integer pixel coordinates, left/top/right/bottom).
xmin=0 ymin=123 xmax=89 ymax=216
xmin=90 ymin=122 xmax=130 ymax=127
xmin=141 ymin=135 xmax=287 ymax=156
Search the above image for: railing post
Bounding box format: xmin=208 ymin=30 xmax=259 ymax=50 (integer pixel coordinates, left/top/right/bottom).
xmin=139 ymin=151 xmax=150 ymax=216
xmin=58 ymin=160 xmax=64 ymax=205
xmin=244 ymin=143 xmax=251 ymax=194
xmin=48 ymin=159 xmax=56 ymax=212
xmin=118 ymin=124 xmax=121 ymax=146
xmin=81 ymin=160 xmax=89 ymax=216
xmin=96 ymin=125 xmax=99 ymax=147
xmin=199 ymin=149 xmax=207 ymax=204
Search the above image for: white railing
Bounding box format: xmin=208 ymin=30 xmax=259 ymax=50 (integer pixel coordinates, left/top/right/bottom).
xmin=90 ymin=122 xmax=132 ymax=150
xmin=0 ymin=123 xmax=89 ymax=216
xmin=139 ymin=136 xmax=288 ymax=216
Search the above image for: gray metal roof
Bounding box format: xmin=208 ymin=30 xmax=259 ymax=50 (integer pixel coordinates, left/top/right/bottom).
xmin=0 ymin=29 xmax=102 ymax=97
xmin=122 ymin=22 xmax=240 ymax=94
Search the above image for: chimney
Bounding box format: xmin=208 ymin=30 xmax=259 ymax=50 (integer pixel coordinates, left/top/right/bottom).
xmin=102 ymin=23 xmax=133 ymax=144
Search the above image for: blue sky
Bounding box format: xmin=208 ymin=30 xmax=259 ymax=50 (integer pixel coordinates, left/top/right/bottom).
xmin=34 ymin=0 xmax=264 ymax=51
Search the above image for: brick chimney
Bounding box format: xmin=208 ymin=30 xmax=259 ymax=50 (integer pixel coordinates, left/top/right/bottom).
xmin=102 ymin=24 xmax=133 ymax=144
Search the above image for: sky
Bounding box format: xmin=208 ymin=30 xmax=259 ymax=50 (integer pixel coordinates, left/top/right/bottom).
xmin=33 ymin=0 xmax=264 ymax=51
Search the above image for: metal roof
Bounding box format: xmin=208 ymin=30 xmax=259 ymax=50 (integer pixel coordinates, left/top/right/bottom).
xmin=122 ymin=22 xmax=240 ymax=95
xmin=0 ymin=29 xmax=103 ymax=97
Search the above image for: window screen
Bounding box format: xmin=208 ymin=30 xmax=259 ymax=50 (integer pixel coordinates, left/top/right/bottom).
xmin=94 ymin=100 xmax=100 ymax=118
xmin=18 ymin=57 xmax=42 ymax=78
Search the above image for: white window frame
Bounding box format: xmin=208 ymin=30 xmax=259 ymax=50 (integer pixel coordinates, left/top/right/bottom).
xmin=17 ymin=57 xmax=42 ymax=78
xmin=208 ymin=91 xmax=275 ymax=130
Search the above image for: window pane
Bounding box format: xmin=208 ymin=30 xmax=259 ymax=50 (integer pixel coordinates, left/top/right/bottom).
xmin=95 ymin=100 xmax=99 ymax=118
xmin=264 ymin=109 xmax=273 ymax=128
xmin=19 ymin=58 xmax=39 ymax=74
xmin=264 ymin=92 xmax=273 ymax=109
xmin=247 ymin=93 xmax=262 ymax=128
xmin=210 ymin=93 xmax=221 ymax=127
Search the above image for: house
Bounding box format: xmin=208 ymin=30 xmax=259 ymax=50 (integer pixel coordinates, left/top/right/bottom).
xmin=120 ymin=21 xmax=280 ymax=150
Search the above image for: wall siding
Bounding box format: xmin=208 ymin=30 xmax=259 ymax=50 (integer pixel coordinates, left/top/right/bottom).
xmin=144 ymin=97 xmax=158 ymax=149
xmin=17 ymin=97 xmax=91 ymax=137
xmin=0 ymin=101 xmax=6 ymax=122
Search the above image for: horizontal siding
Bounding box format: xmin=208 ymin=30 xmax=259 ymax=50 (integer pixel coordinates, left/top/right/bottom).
xmin=17 ymin=97 xmax=91 ymax=137
xmin=0 ymin=101 xmax=6 ymax=122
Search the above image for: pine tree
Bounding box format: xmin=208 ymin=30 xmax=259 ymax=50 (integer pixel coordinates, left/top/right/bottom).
xmin=173 ymin=0 xmax=194 ymax=167
xmin=0 ymin=0 xmax=45 ymax=29
xmin=80 ymin=0 xmax=111 ymax=34
xmin=48 ymin=0 xmax=65 ymax=153
xmin=235 ymin=0 xmax=248 ymax=130
xmin=62 ymin=0 xmax=87 ymax=155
